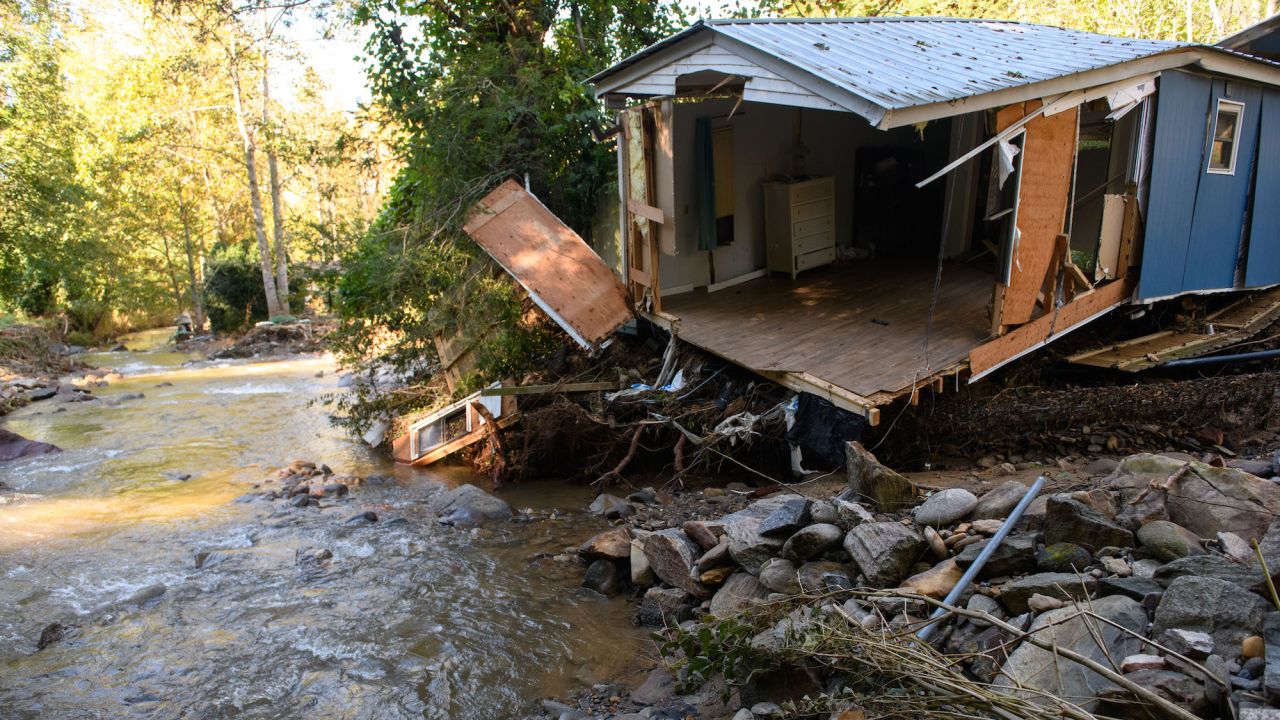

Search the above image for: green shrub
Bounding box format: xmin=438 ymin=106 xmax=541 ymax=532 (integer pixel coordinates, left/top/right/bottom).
xmin=203 ymin=243 xmax=268 ymax=333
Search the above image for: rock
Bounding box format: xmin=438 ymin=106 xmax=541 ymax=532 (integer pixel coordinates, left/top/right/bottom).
xmin=954 ymin=534 xmax=1037 ymax=578
xmin=1244 ymin=635 xmax=1266 ymax=659
xmin=1121 ymin=653 xmax=1166 ymax=671
xmin=796 ymin=561 xmax=854 ymax=593
xmin=924 ymin=526 xmax=947 ymax=560
xmin=759 ymin=557 xmax=801 ymax=594
xmin=642 ymin=528 xmax=708 ymax=597
xmin=832 ymin=498 xmax=875 ymax=528
xmin=1219 ymin=531 xmax=1255 ymax=563
xmin=843 ymin=522 xmax=925 ymax=588
xmin=1136 ymin=520 xmax=1206 ymax=562
xmin=123 ymin=584 xmax=167 ymax=607
xmin=700 ymin=566 xmax=734 ymax=585
xmin=971 ymin=481 xmax=1029 ymax=520
xmin=589 ymin=493 xmax=635 ymax=520
xmin=781 ymin=523 xmax=843 ymax=561
xmin=1097 ymin=576 xmax=1163 ymax=601
xmin=37 ymin=622 xmax=75 ymax=650
xmin=1028 ymin=593 xmax=1066 ymax=612
xmin=1043 ymin=496 xmax=1134 ymax=552
xmin=757 ymin=496 xmax=811 ymax=537
xmin=720 ymin=496 xmax=795 ymax=574
xmin=1035 ymin=542 xmax=1092 ymax=573
xmin=900 ymin=558 xmax=963 ymax=599
xmin=913 ymin=489 xmax=978 ymax=527
xmin=637 ymin=587 xmax=690 ymax=626
xmin=970 ymin=518 xmax=1003 ymax=534
xmin=1108 ymin=454 xmax=1280 ymax=541
xmin=1160 ymin=628 xmax=1215 ymax=659
xmin=627 ymin=486 xmax=657 ymax=504
xmin=1152 ymin=554 xmax=1266 ymax=592
xmin=0 ymin=428 xmax=60 ymax=461
xmin=810 ymin=499 xmax=839 ymax=525
xmin=579 ymin=527 xmax=633 ymax=560
xmin=1100 ymin=556 xmax=1131 ymax=577
xmin=846 ymin=441 xmax=916 ymax=512
xmin=995 ymin=595 xmax=1147 ymax=710
xmin=1099 ymin=668 xmax=1210 ymax=716
xmin=583 ymin=559 xmax=622 ymax=596
xmin=695 ymin=538 xmax=732 ymax=572
xmin=682 ymin=521 xmax=721 ymax=551
xmin=343 ymin=511 xmax=378 ymax=524
xmin=999 ymin=572 xmax=1098 ymax=614
xmin=709 ymin=572 xmax=770 ymax=617
xmin=1153 ymin=576 xmax=1273 ymax=656
xmin=631 ymin=668 xmax=676 ymax=705
xmin=1264 ymin=613 xmax=1280 ymax=698
xmin=430 ymin=484 xmax=512 ymax=526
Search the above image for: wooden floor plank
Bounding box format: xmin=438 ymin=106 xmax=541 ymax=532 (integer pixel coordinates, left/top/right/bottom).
xmin=664 ymin=261 xmax=993 ymax=397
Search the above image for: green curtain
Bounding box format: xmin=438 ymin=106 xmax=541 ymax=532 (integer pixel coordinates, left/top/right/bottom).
xmin=694 ymin=117 xmax=717 ymax=251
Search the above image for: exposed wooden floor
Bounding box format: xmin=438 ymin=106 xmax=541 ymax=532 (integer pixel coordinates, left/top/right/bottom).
xmin=663 ymin=261 xmax=994 ymax=401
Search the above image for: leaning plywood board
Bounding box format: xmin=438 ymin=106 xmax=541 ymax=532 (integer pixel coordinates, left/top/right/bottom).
xmin=464 ymin=180 xmax=633 ymax=349
xmin=970 ymin=279 xmax=1134 ymax=378
xmin=996 ymin=102 xmax=1078 ymax=326
xmin=1095 ymin=194 xmax=1126 ymax=280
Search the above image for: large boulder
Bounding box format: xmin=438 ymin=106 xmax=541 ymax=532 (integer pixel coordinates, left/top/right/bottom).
xmin=642 ymin=528 xmax=709 ymax=598
xmin=1152 ymin=575 xmax=1273 ymax=656
xmin=718 ymin=496 xmax=795 ymax=574
xmin=0 ymin=428 xmax=60 ymax=462
xmin=1042 ymin=496 xmax=1133 ymax=552
xmin=843 ymin=522 xmax=925 ymax=587
xmin=913 ymin=489 xmax=978 ymax=527
xmin=846 ymin=441 xmax=916 ymax=512
xmin=996 ymin=595 xmax=1148 ymax=711
xmin=1108 ymin=454 xmax=1280 ymax=542
xmin=429 ymin=484 xmax=512 ymax=526
xmin=1152 ymin=554 xmax=1267 ymax=593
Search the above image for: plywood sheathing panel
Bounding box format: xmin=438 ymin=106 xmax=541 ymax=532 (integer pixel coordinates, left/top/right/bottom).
xmin=970 ymin=279 xmax=1134 ymax=376
xmin=463 ymin=180 xmax=634 ymax=347
xmin=996 ymin=101 xmax=1079 ymax=325
xmin=662 ymin=261 xmax=991 ymax=399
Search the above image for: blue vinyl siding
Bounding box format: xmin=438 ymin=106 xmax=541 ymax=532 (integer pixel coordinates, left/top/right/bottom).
xmin=1246 ymin=89 xmax=1280 ymax=287
xmin=1140 ymin=71 xmax=1212 ymax=300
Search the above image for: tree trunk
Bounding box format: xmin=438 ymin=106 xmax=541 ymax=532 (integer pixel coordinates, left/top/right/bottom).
xmin=261 ymin=21 xmax=291 ymax=315
xmin=229 ymin=32 xmax=283 ymax=319
xmin=177 ymin=186 xmax=206 ymax=333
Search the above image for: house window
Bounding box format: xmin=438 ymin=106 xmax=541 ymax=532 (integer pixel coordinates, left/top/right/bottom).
xmin=1208 ymin=99 xmax=1243 ymax=175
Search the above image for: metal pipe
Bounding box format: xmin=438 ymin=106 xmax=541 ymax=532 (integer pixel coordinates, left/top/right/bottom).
xmin=916 ymin=475 xmax=1046 ymax=643
xmin=1163 ymin=347 xmax=1280 ymax=368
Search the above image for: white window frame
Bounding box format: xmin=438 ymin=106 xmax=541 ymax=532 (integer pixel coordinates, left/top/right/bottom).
xmin=1207 ymin=99 xmax=1244 ymax=176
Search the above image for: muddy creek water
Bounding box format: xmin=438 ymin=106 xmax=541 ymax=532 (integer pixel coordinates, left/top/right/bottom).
xmin=0 ymin=329 xmax=644 ymax=719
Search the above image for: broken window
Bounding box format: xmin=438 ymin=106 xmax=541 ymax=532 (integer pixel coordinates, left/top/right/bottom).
xmin=1208 ymin=99 xmax=1243 ymax=175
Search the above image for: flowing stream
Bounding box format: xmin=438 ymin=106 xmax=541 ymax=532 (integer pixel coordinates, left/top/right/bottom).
xmin=0 ymin=329 xmax=644 ymax=719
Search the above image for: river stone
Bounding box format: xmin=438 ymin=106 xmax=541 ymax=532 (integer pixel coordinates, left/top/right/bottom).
xmin=810 ymin=499 xmax=839 ymax=525
xmin=900 ymin=558 xmax=963 ymax=599
xmin=998 ymin=572 xmax=1098 ymax=614
xmin=913 ymin=489 xmax=977 ymax=527
xmin=796 ymin=561 xmax=854 ymax=593
xmin=954 ymin=534 xmax=1037 ymax=579
xmin=972 ymin=480 xmax=1029 ymax=520
xmin=758 ymin=496 xmax=811 ymax=537
xmin=579 ymin=528 xmax=632 ymax=560
xmin=721 ymin=496 xmax=794 ymax=574
xmin=710 ymin=572 xmax=770 ymax=617
xmin=995 ymin=595 xmax=1147 ymax=711
xmin=589 ymin=493 xmax=635 ymax=520
xmin=1097 ymin=668 xmax=1210 ymax=717
xmin=1043 ymin=496 xmax=1133 ymax=552
xmin=682 ymin=521 xmax=721 ymax=551
xmin=1153 ymin=576 xmax=1273 ymax=656
xmin=631 ymin=536 xmax=657 ymax=586
xmin=758 ymin=557 xmax=801 ymax=594
xmin=1264 ymin=613 xmax=1280 ymax=698
xmin=1137 ymin=520 xmax=1206 ymax=562
xmin=637 ymin=587 xmax=690 ymax=626
xmin=642 ymin=528 xmax=709 ymax=598
xmin=781 ymin=523 xmax=843 ymax=561
xmin=843 ymin=522 xmax=925 ymax=588
xmin=0 ymin=428 xmax=60 ymax=462
xmin=846 ymin=441 xmax=916 ymax=512
xmin=1107 ymin=454 xmax=1280 ymax=542
xmin=1160 ymin=628 xmax=1215 ymax=659
xmin=431 ymin=484 xmax=512 ymax=526
xmin=1035 ymin=542 xmax=1093 ymax=573
xmin=1097 ymin=576 xmax=1163 ymax=601
xmin=1152 ymin=554 xmax=1266 ymax=592
xmin=583 ymin=559 xmax=621 ymax=596
xmin=695 ymin=538 xmax=732 ymax=572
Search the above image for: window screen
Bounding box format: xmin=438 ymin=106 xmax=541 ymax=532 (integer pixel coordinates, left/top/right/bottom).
xmin=1208 ymin=100 xmax=1243 ymax=174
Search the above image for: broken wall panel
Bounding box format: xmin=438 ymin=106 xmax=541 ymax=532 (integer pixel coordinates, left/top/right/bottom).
xmin=996 ymin=101 xmax=1079 ymax=325
xmin=463 ymin=180 xmax=633 ymax=348
xmin=1247 ymin=88 xmax=1280 ymax=288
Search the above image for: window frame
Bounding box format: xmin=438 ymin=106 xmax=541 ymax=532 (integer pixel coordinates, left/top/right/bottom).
xmin=1206 ymin=98 xmax=1244 ymax=176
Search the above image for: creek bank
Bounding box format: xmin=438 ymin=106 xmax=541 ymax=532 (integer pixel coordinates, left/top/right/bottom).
xmin=540 ymin=444 xmax=1280 ymax=720
xmin=207 ymin=319 xmax=332 ymax=360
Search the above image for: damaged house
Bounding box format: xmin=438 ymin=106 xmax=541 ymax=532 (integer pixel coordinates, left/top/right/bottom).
xmin=397 ymin=16 xmax=1280 ymax=466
